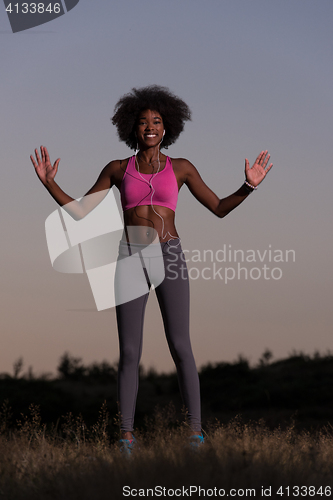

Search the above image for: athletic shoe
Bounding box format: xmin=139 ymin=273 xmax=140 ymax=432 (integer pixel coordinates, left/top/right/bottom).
xmin=119 ymin=436 xmax=137 ymax=455
xmin=189 ymin=433 xmax=205 ymax=448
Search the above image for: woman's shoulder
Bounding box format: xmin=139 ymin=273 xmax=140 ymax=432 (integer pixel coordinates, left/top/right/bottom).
xmin=107 ymin=156 xmax=132 ymax=168
xmin=168 ymin=157 xmax=196 ymax=174
xmin=168 ymin=157 xmax=197 ymax=185
xmin=106 ymin=156 xmax=132 ymax=173
xmin=101 ymin=157 xmax=133 ymax=188
xmin=168 ymin=157 xmax=193 ymax=169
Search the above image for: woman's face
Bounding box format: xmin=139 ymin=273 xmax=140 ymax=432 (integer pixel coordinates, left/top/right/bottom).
xmin=135 ymin=109 xmax=164 ymax=149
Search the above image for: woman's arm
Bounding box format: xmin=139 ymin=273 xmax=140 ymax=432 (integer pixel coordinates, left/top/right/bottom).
xmin=183 ymin=151 xmax=273 ymax=218
xmin=31 ymin=146 xmax=115 ymax=220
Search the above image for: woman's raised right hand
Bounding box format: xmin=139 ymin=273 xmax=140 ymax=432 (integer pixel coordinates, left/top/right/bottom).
xmin=30 ymin=146 xmax=60 ymax=185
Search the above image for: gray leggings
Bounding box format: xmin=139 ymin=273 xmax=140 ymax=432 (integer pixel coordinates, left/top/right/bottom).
xmin=115 ymin=238 xmax=201 ymax=433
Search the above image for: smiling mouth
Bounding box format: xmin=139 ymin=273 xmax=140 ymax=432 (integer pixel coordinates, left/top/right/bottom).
xmin=145 ymin=134 xmax=157 ymax=138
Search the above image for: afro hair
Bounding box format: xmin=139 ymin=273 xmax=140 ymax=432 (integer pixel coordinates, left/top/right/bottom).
xmin=111 ymin=85 xmax=191 ymax=150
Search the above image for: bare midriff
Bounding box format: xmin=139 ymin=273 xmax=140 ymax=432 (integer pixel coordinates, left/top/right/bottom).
xmin=122 ymin=204 xmax=179 ymax=244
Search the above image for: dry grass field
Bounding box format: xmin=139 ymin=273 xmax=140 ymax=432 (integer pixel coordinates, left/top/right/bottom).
xmin=1 ymin=403 xmax=333 ymax=500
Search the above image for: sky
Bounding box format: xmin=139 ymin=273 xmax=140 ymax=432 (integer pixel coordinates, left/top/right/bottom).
xmin=1 ymin=0 xmax=332 ymax=377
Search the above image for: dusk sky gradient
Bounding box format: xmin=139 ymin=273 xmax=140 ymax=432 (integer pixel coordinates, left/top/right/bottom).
xmin=1 ymin=0 xmax=332 ymax=376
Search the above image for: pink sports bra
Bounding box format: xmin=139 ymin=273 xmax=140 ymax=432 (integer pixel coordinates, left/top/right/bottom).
xmin=120 ymin=156 xmax=178 ymax=212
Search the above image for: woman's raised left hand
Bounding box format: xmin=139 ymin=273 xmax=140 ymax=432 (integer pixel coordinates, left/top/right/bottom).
xmin=245 ymin=150 xmax=273 ymax=188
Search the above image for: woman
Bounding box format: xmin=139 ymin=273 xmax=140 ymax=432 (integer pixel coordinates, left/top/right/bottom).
xmin=31 ymin=85 xmax=272 ymax=451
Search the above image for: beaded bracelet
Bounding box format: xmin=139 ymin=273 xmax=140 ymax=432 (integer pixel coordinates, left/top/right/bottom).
xmin=244 ymin=180 xmax=258 ymax=193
